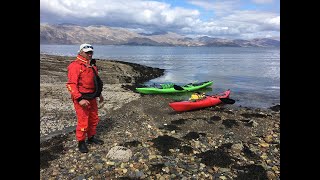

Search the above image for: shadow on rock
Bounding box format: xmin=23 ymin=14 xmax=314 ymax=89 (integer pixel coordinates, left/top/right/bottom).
xmin=40 ymin=143 xmax=65 ymax=169
xmin=96 ymin=117 xmax=116 ymax=133
xmin=40 ymin=134 xmax=67 ymax=169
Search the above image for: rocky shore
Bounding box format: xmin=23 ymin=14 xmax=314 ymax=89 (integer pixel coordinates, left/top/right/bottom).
xmin=40 ymin=54 xmax=164 ymax=140
xmin=40 ymin=54 xmax=280 ymax=179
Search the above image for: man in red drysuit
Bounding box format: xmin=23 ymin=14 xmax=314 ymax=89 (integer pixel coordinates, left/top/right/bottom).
xmin=66 ymin=43 xmax=104 ymax=153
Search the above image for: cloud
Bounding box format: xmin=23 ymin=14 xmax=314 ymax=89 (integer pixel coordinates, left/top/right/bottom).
xmin=179 ymin=10 xmax=279 ymax=39
xmin=221 ymin=11 xmax=280 ymax=31
xmin=187 ymin=0 xmax=240 ymax=16
xmin=252 ymin=0 xmax=274 ymax=4
xmin=187 ymin=0 xmax=217 ymax=10
xmin=40 ymin=0 xmax=279 ymax=39
xmin=41 ymin=0 xmax=199 ymax=27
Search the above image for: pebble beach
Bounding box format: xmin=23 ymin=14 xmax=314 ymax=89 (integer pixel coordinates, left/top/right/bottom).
xmin=40 ymin=54 xmax=280 ymax=180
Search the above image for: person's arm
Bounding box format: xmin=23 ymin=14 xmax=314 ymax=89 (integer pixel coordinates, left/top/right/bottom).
xmin=94 ymin=65 xmax=104 ymax=103
xmin=66 ymin=64 xmax=83 ymax=102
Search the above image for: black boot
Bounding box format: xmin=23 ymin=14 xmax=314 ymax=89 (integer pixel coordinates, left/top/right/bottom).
xmin=87 ymin=136 xmax=104 ymax=145
xmin=78 ymin=140 xmax=88 ymax=153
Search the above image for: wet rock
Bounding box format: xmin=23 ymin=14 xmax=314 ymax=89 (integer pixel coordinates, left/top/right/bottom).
xmin=269 ymin=104 xmax=280 ymax=112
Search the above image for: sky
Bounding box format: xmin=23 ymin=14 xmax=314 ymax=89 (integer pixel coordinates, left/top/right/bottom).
xmin=40 ymin=0 xmax=280 ymax=40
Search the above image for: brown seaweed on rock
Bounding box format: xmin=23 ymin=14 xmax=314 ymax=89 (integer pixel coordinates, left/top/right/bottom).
xmin=196 ymin=149 xmax=234 ymax=167
xmin=233 ymin=164 xmax=268 ymax=180
xmin=151 ymin=135 xmax=182 ymax=155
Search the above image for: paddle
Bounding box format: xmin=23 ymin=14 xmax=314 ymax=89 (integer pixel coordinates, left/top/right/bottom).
xmin=173 ymin=85 xmax=235 ymax=104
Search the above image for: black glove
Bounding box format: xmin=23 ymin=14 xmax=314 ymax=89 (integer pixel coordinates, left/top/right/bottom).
xmin=90 ymin=59 xmax=96 ymax=66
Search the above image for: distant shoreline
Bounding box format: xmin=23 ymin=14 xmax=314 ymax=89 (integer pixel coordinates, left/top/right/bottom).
xmin=41 ymin=44 xmax=280 ymax=48
xmin=40 ymin=24 xmax=280 ymax=47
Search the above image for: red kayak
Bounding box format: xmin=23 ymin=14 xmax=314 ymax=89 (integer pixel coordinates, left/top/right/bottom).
xmin=169 ymin=89 xmax=231 ymax=112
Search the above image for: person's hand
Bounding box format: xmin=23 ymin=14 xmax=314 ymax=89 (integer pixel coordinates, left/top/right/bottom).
xmin=99 ymin=95 xmax=104 ymax=103
xmin=79 ymin=99 xmax=90 ymax=107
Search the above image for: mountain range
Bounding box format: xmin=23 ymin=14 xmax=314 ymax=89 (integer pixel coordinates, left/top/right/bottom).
xmin=40 ymin=24 xmax=280 ymax=47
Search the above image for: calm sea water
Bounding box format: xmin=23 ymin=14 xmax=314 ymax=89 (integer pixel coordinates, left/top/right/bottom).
xmin=40 ymin=44 xmax=280 ymax=109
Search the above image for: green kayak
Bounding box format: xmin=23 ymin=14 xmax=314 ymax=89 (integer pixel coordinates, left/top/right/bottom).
xmin=135 ymin=81 xmax=213 ymax=94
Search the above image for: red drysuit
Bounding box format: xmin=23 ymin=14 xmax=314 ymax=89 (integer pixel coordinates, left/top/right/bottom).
xmin=66 ymin=55 xmax=100 ymax=141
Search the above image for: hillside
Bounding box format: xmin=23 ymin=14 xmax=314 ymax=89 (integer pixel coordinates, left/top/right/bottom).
xmin=40 ymin=24 xmax=280 ymax=47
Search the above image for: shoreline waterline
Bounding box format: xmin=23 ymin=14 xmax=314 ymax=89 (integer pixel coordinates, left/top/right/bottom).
xmin=40 ymin=45 xmax=280 ymax=109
